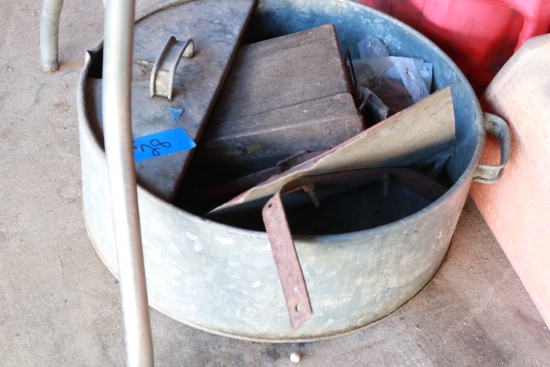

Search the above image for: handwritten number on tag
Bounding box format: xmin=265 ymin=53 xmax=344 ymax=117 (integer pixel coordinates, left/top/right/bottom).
xmin=139 ymin=139 xmax=172 ymax=156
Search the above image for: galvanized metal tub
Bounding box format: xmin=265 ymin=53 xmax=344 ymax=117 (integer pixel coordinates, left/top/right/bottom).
xmin=78 ymin=0 xmax=485 ymax=341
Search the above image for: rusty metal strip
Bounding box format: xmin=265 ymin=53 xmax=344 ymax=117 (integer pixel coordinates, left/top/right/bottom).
xmin=260 ymin=166 xmax=447 ymax=331
xmin=262 ymin=191 xmax=313 ymax=331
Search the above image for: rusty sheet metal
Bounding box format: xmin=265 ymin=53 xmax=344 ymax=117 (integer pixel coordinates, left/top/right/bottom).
xmin=212 ymin=86 xmax=455 ymax=214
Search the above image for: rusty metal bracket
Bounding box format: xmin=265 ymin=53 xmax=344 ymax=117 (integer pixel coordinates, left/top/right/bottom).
xmin=263 ymin=192 xmax=313 ymax=331
xmin=150 ymin=36 xmax=195 ymax=99
xmin=261 ymin=167 xmax=447 ymax=331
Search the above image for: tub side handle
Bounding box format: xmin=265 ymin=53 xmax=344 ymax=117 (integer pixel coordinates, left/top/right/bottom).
xmin=474 ymin=113 xmax=511 ymax=184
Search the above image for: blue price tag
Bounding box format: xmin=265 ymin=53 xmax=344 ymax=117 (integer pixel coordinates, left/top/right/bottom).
xmin=133 ymin=128 xmax=196 ymax=163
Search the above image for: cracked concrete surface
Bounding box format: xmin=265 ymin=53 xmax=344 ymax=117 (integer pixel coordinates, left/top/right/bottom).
xmin=1 ymin=0 xmax=549 ymax=365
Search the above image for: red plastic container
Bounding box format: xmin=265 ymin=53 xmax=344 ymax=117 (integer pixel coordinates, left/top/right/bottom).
xmin=471 ymin=35 xmax=550 ymax=328
xmin=360 ymin=0 xmax=550 ymax=94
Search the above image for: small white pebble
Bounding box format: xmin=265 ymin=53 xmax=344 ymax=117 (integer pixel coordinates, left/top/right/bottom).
xmin=290 ymin=352 xmax=301 ymax=363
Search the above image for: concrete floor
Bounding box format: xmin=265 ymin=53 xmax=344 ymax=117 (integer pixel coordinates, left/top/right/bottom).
xmin=1 ymin=0 xmax=550 ymax=366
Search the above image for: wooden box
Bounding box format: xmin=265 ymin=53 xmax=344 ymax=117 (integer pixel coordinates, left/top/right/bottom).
xmin=194 ymin=24 xmax=364 ymax=178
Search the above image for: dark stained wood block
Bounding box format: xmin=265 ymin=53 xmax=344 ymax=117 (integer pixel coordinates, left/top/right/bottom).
xmin=195 ymin=24 xmax=364 ymax=177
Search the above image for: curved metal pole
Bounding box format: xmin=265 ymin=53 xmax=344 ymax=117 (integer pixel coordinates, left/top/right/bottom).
xmin=103 ymin=0 xmax=154 ymax=365
xmin=40 ymin=0 xmax=64 ymax=71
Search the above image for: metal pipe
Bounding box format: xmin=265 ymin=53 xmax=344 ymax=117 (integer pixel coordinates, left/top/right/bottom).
xmin=103 ymin=0 xmax=154 ymax=365
xmin=40 ymin=0 xmax=64 ymax=71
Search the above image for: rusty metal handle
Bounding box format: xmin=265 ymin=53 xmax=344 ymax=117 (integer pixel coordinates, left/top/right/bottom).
xmin=474 ymin=113 xmax=511 ymax=184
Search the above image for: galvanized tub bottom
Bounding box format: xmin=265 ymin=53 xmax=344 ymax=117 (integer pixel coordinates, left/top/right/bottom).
xmin=78 ymin=0 xmax=484 ymax=341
